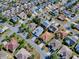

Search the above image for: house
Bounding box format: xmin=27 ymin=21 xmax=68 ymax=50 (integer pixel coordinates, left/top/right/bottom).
xmin=75 ymin=44 xmax=79 ymax=53
xmin=3 ymin=10 xmax=11 ymax=18
xmin=16 ymin=6 xmax=21 ymax=13
xmin=28 ymin=23 xmax=37 ymax=31
xmin=59 ymin=30 xmax=70 ymax=39
xmin=10 ymin=16 xmax=20 ymax=23
xmin=75 ymin=24 xmax=79 ymax=31
xmin=48 ymin=23 xmax=58 ymax=33
xmin=65 ymin=0 xmax=78 ymax=8
xmin=72 ymin=55 xmax=79 ymax=59
xmin=10 ymin=7 xmax=16 ymax=15
xmin=49 ymin=39 xmax=62 ymax=51
xmin=64 ymin=36 xmax=78 ymax=46
xmin=5 ymin=38 xmax=19 ymax=52
xmin=18 ymin=12 xmax=27 ymax=20
xmin=61 ymin=0 xmax=68 ymax=5
xmin=0 ymin=50 xmax=13 ymax=59
xmin=58 ymin=45 xmax=72 ymax=59
xmin=40 ymin=31 xmax=54 ymax=42
xmin=50 ymin=9 xmax=59 ymax=16
xmin=32 ymin=26 xmax=44 ymax=37
xmin=57 ymin=14 xmax=66 ymax=21
xmin=15 ymin=48 xmax=31 ymax=59
xmin=0 ymin=50 xmax=8 ymax=59
xmin=42 ymin=20 xmax=51 ymax=28
xmin=63 ymin=10 xmax=72 ymax=18
xmin=0 ymin=26 xmax=8 ymax=33
xmin=49 ymin=0 xmax=59 ymax=4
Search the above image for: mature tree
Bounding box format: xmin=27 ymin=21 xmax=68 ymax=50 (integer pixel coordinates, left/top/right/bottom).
xmin=50 ymin=53 xmax=58 ymax=59
xmin=32 ymin=16 xmax=41 ymax=25
xmin=71 ymin=24 xmax=76 ymax=29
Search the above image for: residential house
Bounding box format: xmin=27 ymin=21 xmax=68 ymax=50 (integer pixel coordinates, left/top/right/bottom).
xmin=18 ymin=12 xmax=27 ymax=20
xmin=75 ymin=24 xmax=79 ymax=31
xmin=48 ymin=23 xmax=58 ymax=33
xmin=75 ymin=44 xmax=79 ymax=53
xmin=3 ymin=10 xmax=11 ymax=18
xmin=58 ymin=30 xmax=70 ymax=39
xmin=16 ymin=6 xmax=21 ymax=13
xmin=40 ymin=31 xmax=54 ymax=42
xmin=0 ymin=50 xmax=8 ymax=59
xmin=0 ymin=50 xmax=13 ymax=59
xmin=15 ymin=48 xmax=31 ymax=59
xmin=72 ymin=55 xmax=79 ymax=59
xmin=49 ymin=39 xmax=62 ymax=51
xmin=50 ymin=9 xmax=59 ymax=16
xmin=32 ymin=26 xmax=44 ymax=37
xmin=64 ymin=36 xmax=78 ymax=46
xmin=61 ymin=0 xmax=68 ymax=5
xmin=28 ymin=23 xmax=37 ymax=31
xmin=10 ymin=7 xmax=16 ymax=16
xmin=73 ymin=4 xmax=79 ymax=12
xmin=42 ymin=20 xmax=51 ymax=28
xmin=58 ymin=45 xmax=72 ymax=59
xmin=63 ymin=10 xmax=72 ymax=18
xmin=10 ymin=16 xmax=20 ymax=23
xmin=48 ymin=0 xmax=59 ymax=4
xmin=5 ymin=38 xmax=19 ymax=52
xmin=65 ymin=0 xmax=78 ymax=8
xmin=57 ymin=14 xmax=66 ymax=21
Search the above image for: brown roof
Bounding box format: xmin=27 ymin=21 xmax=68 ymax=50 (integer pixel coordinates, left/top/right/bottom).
xmin=5 ymin=38 xmax=19 ymax=52
xmin=41 ymin=31 xmax=54 ymax=42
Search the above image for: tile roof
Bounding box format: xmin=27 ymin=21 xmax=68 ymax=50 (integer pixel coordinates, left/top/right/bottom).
xmin=15 ymin=48 xmax=31 ymax=59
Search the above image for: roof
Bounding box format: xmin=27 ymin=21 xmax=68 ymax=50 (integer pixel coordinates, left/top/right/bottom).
xmin=5 ymin=38 xmax=19 ymax=52
xmin=42 ymin=20 xmax=50 ymax=28
xmin=63 ymin=10 xmax=71 ymax=18
xmin=40 ymin=31 xmax=54 ymax=42
xmin=76 ymin=24 xmax=79 ymax=30
xmin=0 ymin=50 xmax=8 ymax=59
xmin=0 ymin=29 xmax=4 ymax=33
xmin=15 ymin=48 xmax=31 ymax=59
xmin=58 ymin=14 xmax=66 ymax=21
xmin=32 ymin=26 xmax=44 ymax=37
xmin=64 ymin=36 xmax=77 ymax=46
xmin=50 ymin=39 xmax=62 ymax=51
xmin=72 ymin=55 xmax=79 ymax=59
xmin=28 ymin=23 xmax=37 ymax=31
xmin=60 ymin=30 xmax=69 ymax=38
xmin=48 ymin=24 xmax=58 ymax=33
xmin=65 ymin=0 xmax=78 ymax=7
xmin=75 ymin=44 xmax=79 ymax=53
xmin=11 ymin=16 xmax=19 ymax=22
xmin=58 ymin=45 xmax=72 ymax=59
xmin=18 ymin=12 xmax=27 ymax=19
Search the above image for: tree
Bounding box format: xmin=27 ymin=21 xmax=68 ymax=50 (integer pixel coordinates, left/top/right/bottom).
xmin=71 ymin=24 xmax=76 ymax=29
xmin=27 ymin=13 xmax=32 ymax=18
xmin=32 ymin=16 xmax=41 ymax=25
xmin=50 ymin=53 xmax=58 ymax=59
xmin=18 ymin=40 xmax=26 ymax=49
xmin=2 ymin=36 xmax=10 ymax=42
